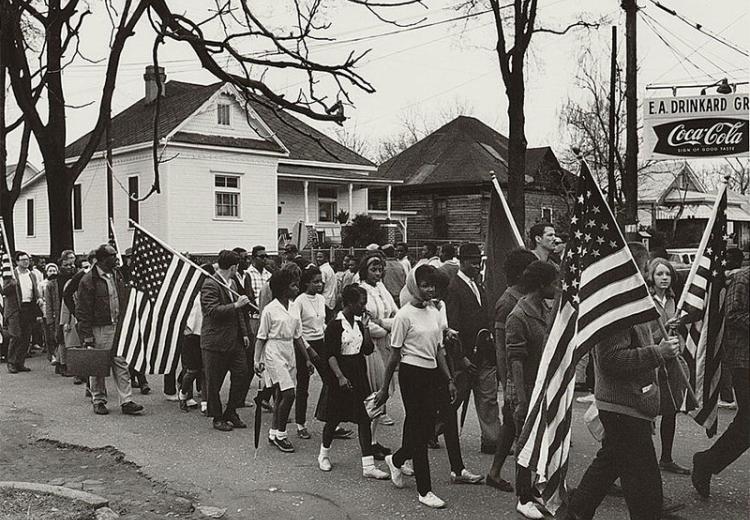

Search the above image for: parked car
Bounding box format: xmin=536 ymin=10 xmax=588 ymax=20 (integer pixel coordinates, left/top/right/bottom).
xmin=666 ymin=248 xmax=698 ymax=266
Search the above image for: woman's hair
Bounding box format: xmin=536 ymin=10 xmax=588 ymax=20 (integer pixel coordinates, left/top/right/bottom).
xmin=341 ymin=284 xmax=366 ymax=307
xmin=300 ymin=265 xmax=321 ymax=292
xmin=646 ymin=258 xmax=677 ymax=289
xmin=520 ymin=260 xmax=558 ymax=293
xmin=269 ymin=269 xmax=297 ymax=300
xmin=280 ymin=260 xmax=301 ymax=280
xmin=504 ymin=248 xmax=538 ymax=286
xmin=358 ymin=253 xmax=384 ymax=282
xmin=414 ymin=264 xmax=437 ymax=286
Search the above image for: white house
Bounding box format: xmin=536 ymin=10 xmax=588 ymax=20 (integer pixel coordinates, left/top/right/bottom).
xmin=14 ymin=66 xmax=401 ymax=256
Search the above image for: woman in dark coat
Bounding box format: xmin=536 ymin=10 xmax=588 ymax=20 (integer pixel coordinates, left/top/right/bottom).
xmin=315 ymin=284 xmax=389 ymax=480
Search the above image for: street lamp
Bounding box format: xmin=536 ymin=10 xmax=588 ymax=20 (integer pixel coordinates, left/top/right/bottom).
xmin=701 ymin=78 xmax=734 ymax=95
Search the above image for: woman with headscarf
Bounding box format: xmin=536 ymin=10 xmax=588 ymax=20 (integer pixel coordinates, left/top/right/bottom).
xmin=376 ymin=264 xmax=458 ymax=509
xmin=358 ymin=254 xmax=398 ymax=459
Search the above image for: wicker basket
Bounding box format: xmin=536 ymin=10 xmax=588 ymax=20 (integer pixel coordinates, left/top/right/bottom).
xmin=66 ymin=347 xmax=112 ymax=377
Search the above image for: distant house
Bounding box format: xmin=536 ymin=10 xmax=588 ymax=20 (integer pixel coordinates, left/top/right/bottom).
xmin=638 ymin=161 xmax=750 ymax=249
xmin=371 ymin=116 xmax=570 ymax=246
xmin=14 ymin=66 xmax=400 ymax=256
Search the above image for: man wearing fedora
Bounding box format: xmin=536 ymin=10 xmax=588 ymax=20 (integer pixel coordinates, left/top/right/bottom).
xmin=445 ymin=243 xmax=500 ymax=454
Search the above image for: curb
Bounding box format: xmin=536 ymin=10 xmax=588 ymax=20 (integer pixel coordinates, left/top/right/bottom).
xmin=0 ymin=481 xmax=109 ymax=509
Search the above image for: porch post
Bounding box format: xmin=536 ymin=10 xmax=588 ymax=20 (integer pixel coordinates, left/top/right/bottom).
xmin=386 ymin=184 xmax=392 ymax=220
xmin=303 ymin=180 xmax=310 ymax=224
xmin=348 ymin=183 xmax=354 ymax=219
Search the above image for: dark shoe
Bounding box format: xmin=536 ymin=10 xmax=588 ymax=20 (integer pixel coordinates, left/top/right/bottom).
xmin=333 ymin=427 xmax=353 ymax=439
xmin=7 ymin=364 xmax=18 ymax=374
xmin=272 ymin=437 xmax=295 ymax=453
xmin=297 ymin=427 xmax=311 ymax=439
xmin=660 ymin=460 xmax=690 ymax=475
xmin=224 ymin=412 xmax=247 ymax=429
xmin=179 ymin=400 xmax=189 ymax=412
xmin=371 ymin=443 xmax=391 ymax=461
xmin=73 ymin=376 xmax=85 ymax=385
xmin=481 ymin=443 xmax=497 ymax=455
xmin=17 ymin=365 xmax=30 ymax=372
xmin=485 ymin=474 xmax=514 ymax=492
xmin=661 ymin=497 xmax=685 ymax=517
xmin=427 ymin=437 xmax=441 ymax=449
xmin=140 ymin=384 xmax=151 ymax=395
xmin=131 ymin=378 xmax=140 ymax=389
xmin=93 ymin=403 xmax=109 ymax=415
xmin=213 ymin=420 xmax=233 ymax=432
xmin=691 ymin=453 xmax=711 ymax=498
xmin=121 ymin=402 xmax=144 ymax=415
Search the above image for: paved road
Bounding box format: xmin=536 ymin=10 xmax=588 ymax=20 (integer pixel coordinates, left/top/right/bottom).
xmin=1 ymin=355 xmax=748 ymax=519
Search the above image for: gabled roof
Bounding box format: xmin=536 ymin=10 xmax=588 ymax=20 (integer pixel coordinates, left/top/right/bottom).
xmin=65 ymin=80 xmax=374 ymax=168
xmin=638 ymin=161 xmax=705 ymax=203
xmin=376 ymin=116 xmax=559 ymax=187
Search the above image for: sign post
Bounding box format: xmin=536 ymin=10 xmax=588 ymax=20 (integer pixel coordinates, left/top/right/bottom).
xmin=643 ymin=93 xmax=749 ymax=159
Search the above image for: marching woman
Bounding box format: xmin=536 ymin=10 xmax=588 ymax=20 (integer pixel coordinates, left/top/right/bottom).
xmin=376 ymin=264 xmax=457 ymax=509
xmin=506 ymin=261 xmax=557 ymax=519
xmin=255 ymin=269 xmax=315 ymax=453
xmin=315 ymin=284 xmax=389 ymax=480
xmin=292 ymin=266 xmax=327 ymax=439
xmin=647 ymin=258 xmax=691 ymax=475
xmin=358 ymin=254 xmax=399 ymax=459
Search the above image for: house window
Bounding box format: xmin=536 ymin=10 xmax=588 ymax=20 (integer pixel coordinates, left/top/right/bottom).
xmin=217 ymin=103 xmax=231 ymax=126
xmin=73 ymin=184 xmax=83 ymax=230
xmin=26 ymin=199 xmax=34 ymax=237
xmin=215 ymin=174 xmax=240 ymax=218
xmin=541 ymin=207 xmax=553 ymax=223
xmin=434 ymin=198 xmax=448 ymax=239
xmin=128 ymin=176 xmax=139 ymax=227
xmin=318 ymin=187 xmax=338 ymax=223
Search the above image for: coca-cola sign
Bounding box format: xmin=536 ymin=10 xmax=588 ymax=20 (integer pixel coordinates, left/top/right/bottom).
xmin=644 ymin=93 xmax=749 ymax=159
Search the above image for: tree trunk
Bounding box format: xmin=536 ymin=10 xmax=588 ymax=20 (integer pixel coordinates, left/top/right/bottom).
xmin=46 ymin=166 xmax=74 ymax=257
xmin=506 ymin=69 xmax=527 ymax=236
xmin=0 ymin=192 xmax=16 ymax=251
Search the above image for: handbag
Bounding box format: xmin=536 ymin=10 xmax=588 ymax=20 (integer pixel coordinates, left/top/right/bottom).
xmin=66 ymin=346 xmax=112 ymax=377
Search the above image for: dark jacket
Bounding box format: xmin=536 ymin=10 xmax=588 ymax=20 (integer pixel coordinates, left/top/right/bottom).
xmin=593 ymin=323 xmax=663 ymax=421
xmin=506 ymin=294 xmax=551 ymax=397
xmin=446 ymin=272 xmax=492 ymax=364
xmin=200 ymin=274 xmax=249 ymax=352
xmin=63 ymin=269 xmax=87 ymax=317
xmin=2 ymin=269 xmax=42 ymax=337
xmin=43 ymin=278 xmax=61 ymax=326
xmin=76 ymin=266 xmax=128 ymax=342
xmin=232 ymin=272 xmax=257 ymax=340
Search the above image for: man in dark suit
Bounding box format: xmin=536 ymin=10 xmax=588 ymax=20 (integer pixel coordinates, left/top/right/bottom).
xmin=232 ymin=246 xmax=257 ymax=406
xmin=201 ymin=249 xmax=252 ymax=431
xmin=3 ymin=251 xmax=43 ymax=373
xmin=445 ymin=243 xmax=500 ymax=454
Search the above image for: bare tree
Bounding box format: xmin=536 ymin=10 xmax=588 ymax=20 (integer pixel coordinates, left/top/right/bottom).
xmin=335 ymin=125 xmax=373 ymax=162
xmin=722 ymin=158 xmax=750 ymax=195
xmin=459 ymin=0 xmax=598 ymax=230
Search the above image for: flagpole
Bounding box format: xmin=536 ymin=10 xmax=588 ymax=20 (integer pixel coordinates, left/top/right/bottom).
xmin=489 ymin=171 xmax=525 ymax=247
xmin=0 ymin=218 xmax=19 ymax=284
xmin=109 ymin=218 xmax=123 ymax=266
xmin=675 ymin=176 xmax=729 ymax=315
xmin=128 ymin=219 xmax=259 ymax=312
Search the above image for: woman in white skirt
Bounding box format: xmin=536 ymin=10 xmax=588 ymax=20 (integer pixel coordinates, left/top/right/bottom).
xmin=358 ymin=254 xmax=398 ymax=459
xmin=255 ymin=269 xmax=315 ymax=453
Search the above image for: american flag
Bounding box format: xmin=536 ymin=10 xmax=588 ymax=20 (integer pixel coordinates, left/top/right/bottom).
xmin=115 ymin=226 xmax=205 ymax=374
xmin=678 ymin=184 xmax=728 ymax=438
xmin=516 ymin=161 xmax=660 ymax=513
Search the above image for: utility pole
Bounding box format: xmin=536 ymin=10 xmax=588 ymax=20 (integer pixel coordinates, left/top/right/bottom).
xmin=608 ymin=25 xmax=617 ymax=211
xmin=106 ymin=110 xmax=114 ymax=223
xmin=622 ymin=0 xmax=638 ymax=237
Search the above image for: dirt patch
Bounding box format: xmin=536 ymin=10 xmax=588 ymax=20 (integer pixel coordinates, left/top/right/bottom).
xmin=0 ymin=488 xmax=95 ymax=520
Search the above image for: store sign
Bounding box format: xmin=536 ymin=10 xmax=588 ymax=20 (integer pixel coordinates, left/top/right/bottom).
xmin=643 ymin=93 xmax=749 ymax=159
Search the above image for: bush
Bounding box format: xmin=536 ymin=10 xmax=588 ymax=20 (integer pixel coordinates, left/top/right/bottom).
xmin=342 ymin=214 xmax=385 ymax=248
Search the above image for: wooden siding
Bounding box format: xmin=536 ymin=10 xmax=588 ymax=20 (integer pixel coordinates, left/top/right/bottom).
xmin=180 ymin=92 xmax=265 ymax=140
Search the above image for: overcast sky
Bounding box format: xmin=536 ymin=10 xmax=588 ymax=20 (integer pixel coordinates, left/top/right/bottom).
xmin=5 ymin=0 xmax=749 ymax=167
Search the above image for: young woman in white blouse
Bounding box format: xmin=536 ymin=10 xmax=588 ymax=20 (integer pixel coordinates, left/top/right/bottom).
xmin=358 ymin=254 xmax=398 ymax=459
xmin=376 ymin=264 xmax=457 ymax=509
xmin=292 ymin=266 xmax=326 ymax=439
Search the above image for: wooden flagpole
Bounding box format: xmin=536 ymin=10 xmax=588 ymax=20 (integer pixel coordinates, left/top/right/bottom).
xmin=128 ymin=219 xmax=259 ymax=312
xmin=489 ymin=171 xmax=525 ymax=247
xmin=109 ymin=218 xmax=124 ymax=266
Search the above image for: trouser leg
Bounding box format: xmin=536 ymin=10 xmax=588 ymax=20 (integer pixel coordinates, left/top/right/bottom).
xmin=614 ymin=414 xmax=662 ymax=520
xmin=490 ymin=399 xmax=516 ymax=477
xmin=225 ymin=344 xmax=249 ymax=414
xmin=294 ymin=348 xmax=310 ymax=425
xmin=474 ymin=364 xmax=500 ymax=447
xmin=439 ymin=387 xmax=465 ymax=474
xmin=203 ymin=349 xmax=230 ymax=419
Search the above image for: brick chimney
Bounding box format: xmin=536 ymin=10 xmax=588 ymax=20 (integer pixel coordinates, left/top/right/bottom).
xmin=143 ymin=65 xmax=166 ymax=104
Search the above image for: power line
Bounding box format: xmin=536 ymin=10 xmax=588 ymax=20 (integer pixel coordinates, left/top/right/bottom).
xmin=639 ymin=12 xmax=711 ymax=82
xmin=649 ymin=0 xmax=748 ymax=57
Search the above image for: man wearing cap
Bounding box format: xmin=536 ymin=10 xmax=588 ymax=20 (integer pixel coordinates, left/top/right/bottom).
xmin=445 ymin=243 xmax=500 ymax=453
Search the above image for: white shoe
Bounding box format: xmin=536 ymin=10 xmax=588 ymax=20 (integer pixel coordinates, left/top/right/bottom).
xmin=450 ymin=468 xmax=483 ymax=484
xmin=401 ymin=461 xmax=414 ymax=477
xmin=318 ymin=455 xmax=332 ymax=472
xmin=516 ymin=500 xmax=544 ymax=519
xmin=186 ymin=398 xmax=199 ymax=408
xmin=718 ymin=400 xmax=737 ymax=410
xmin=385 ymin=455 xmax=404 ymax=488
xmin=418 ymin=491 xmax=446 ymax=509
xmin=363 ymin=466 xmax=389 ymax=480
xmin=164 ymin=394 xmax=179 ymax=402
xmin=380 ymin=414 xmax=395 ymax=426
xmin=576 ymin=393 xmax=595 ymax=403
